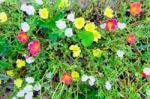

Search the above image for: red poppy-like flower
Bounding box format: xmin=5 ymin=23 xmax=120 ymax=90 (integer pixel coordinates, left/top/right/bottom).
xmin=17 ymin=31 xmax=29 ymax=43
xmin=105 ymin=18 xmax=118 ymax=30
xmin=28 ymin=39 xmax=40 ymax=56
xmin=130 ymin=2 xmax=142 ymax=16
xmin=141 ymin=68 xmax=150 ymax=78
xmin=126 ymin=34 xmax=136 ymax=44
xmin=60 ymin=73 xmax=72 ymax=85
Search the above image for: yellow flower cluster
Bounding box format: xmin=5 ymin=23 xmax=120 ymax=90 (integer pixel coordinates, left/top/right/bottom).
xmin=58 ymin=0 xmax=70 ymax=8
xmin=39 ymin=8 xmax=48 ymax=19
xmin=69 ymin=45 xmax=81 ymax=57
xmin=104 ymin=6 xmax=114 ymax=18
xmin=6 ymin=70 xmax=15 ymax=77
xmin=0 ymin=12 xmax=7 ymax=22
xmin=93 ymin=49 xmax=102 ymax=57
xmin=16 ymin=59 xmax=25 ymax=68
xmin=71 ymin=71 xmax=79 ymax=79
xmin=14 ymin=78 xmax=23 ymax=88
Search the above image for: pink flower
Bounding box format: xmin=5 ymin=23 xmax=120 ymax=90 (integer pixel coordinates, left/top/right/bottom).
xmin=105 ymin=18 xmax=118 ymax=30
xmin=60 ymin=73 xmax=72 ymax=85
xmin=130 ymin=2 xmax=142 ymax=16
xmin=141 ymin=68 xmax=150 ymax=78
xmin=126 ymin=34 xmax=136 ymax=44
xmin=17 ymin=31 xmax=29 ymax=43
xmin=28 ymin=39 xmax=40 ymax=56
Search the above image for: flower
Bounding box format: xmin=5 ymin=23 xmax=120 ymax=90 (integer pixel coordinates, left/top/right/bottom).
xmin=16 ymin=90 xmax=25 ymax=97
xmin=104 ymin=6 xmax=113 ymax=18
xmin=26 ymin=57 xmax=34 ymax=64
xmin=56 ymin=20 xmax=66 ymax=29
xmin=88 ymin=76 xmax=96 ymax=86
xmin=71 ymin=71 xmax=79 ymax=79
xmin=142 ymin=68 xmax=150 ymax=77
xmin=34 ymin=83 xmax=42 ymax=91
xmin=93 ymin=30 xmax=101 ymax=42
xmin=100 ymin=23 xmax=106 ymax=29
xmin=67 ymin=13 xmax=75 ymax=22
xmin=16 ymin=59 xmax=25 ymax=68
xmin=58 ymin=0 xmax=70 ymax=8
xmin=85 ymin=22 xmax=96 ymax=32
xmin=117 ymin=50 xmax=124 ymax=58
xmin=93 ymin=49 xmax=102 ymax=57
xmin=25 ymin=92 xmax=33 ymax=99
xmin=21 ymin=4 xmax=35 ymax=15
xmin=25 ymin=77 xmax=34 ymax=83
xmin=0 ymin=12 xmax=7 ymax=22
xmin=130 ymin=2 xmax=142 ymax=16
xmin=46 ymin=72 xmax=52 ymax=79
xmin=105 ymin=81 xmax=112 ymax=90
xmin=17 ymin=31 xmax=29 ymax=43
xmin=65 ymin=28 xmax=73 ymax=37
xmin=0 ymin=0 xmax=4 ymax=4
xmin=39 ymin=8 xmax=48 ymax=19
xmin=81 ymin=75 xmax=89 ymax=82
xmin=105 ymin=18 xmax=118 ymax=30
xmin=35 ymin=0 xmax=43 ymax=5
xmin=28 ymin=39 xmax=41 ymax=56
xmin=6 ymin=70 xmax=15 ymax=77
xmin=69 ymin=45 xmax=81 ymax=57
xmin=126 ymin=34 xmax=136 ymax=44
xmin=23 ymin=85 xmax=33 ymax=93
xmin=118 ymin=22 xmax=126 ymax=30
xmin=14 ymin=78 xmax=23 ymax=88
xmin=21 ymin=22 xmax=30 ymax=32
xmin=60 ymin=73 xmax=72 ymax=85
xmin=74 ymin=17 xmax=85 ymax=29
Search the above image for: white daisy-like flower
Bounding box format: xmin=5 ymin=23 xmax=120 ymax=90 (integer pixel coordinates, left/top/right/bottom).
xmin=25 ymin=92 xmax=33 ymax=99
xmin=89 ymin=80 xmax=95 ymax=86
xmin=34 ymin=83 xmax=42 ymax=91
xmin=25 ymin=77 xmax=35 ymax=83
xmin=81 ymin=75 xmax=89 ymax=82
xmin=21 ymin=4 xmax=28 ymax=11
xmin=26 ymin=57 xmax=34 ymax=64
xmin=105 ymin=81 xmax=112 ymax=90
xmin=26 ymin=5 xmax=35 ymax=15
xmin=21 ymin=22 xmax=30 ymax=32
xmin=143 ymin=68 xmax=150 ymax=76
xmin=23 ymin=85 xmax=33 ymax=93
xmin=56 ymin=20 xmax=66 ymax=29
xmin=16 ymin=90 xmax=25 ymax=97
xmin=117 ymin=50 xmax=124 ymax=58
xmin=88 ymin=76 xmax=96 ymax=86
xmin=67 ymin=13 xmax=75 ymax=22
xmin=35 ymin=0 xmax=43 ymax=5
xmin=46 ymin=72 xmax=52 ymax=79
xmin=65 ymin=28 xmax=73 ymax=37
xmin=100 ymin=23 xmax=106 ymax=29
xmin=118 ymin=22 xmax=126 ymax=30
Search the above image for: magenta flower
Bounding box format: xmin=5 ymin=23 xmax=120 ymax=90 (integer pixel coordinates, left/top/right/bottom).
xmin=105 ymin=18 xmax=118 ymax=30
xmin=17 ymin=31 xmax=29 ymax=43
xmin=28 ymin=39 xmax=40 ymax=56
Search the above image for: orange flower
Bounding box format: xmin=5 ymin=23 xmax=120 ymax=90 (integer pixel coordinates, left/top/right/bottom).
xmin=130 ymin=2 xmax=142 ymax=16
xmin=60 ymin=73 xmax=72 ymax=85
xmin=126 ymin=34 xmax=136 ymax=44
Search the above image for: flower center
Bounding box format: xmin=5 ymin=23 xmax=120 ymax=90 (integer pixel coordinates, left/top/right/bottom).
xmin=64 ymin=75 xmax=69 ymax=80
xmin=108 ymin=22 xmax=113 ymax=28
xmin=131 ymin=6 xmax=137 ymax=12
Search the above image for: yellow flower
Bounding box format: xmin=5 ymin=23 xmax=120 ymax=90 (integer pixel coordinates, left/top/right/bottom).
xmin=74 ymin=17 xmax=85 ymax=29
xmin=93 ymin=30 xmax=101 ymax=42
xmin=39 ymin=8 xmax=48 ymax=19
xmin=14 ymin=78 xmax=23 ymax=88
xmin=85 ymin=22 xmax=96 ymax=32
xmin=6 ymin=70 xmax=15 ymax=77
xmin=69 ymin=45 xmax=81 ymax=57
xmin=93 ymin=49 xmax=102 ymax=57
xmin=58 ymin=0 xmax=70 ymax=8
xmin=71 ymin=71 xmax=79 ymax=79
xmin=0 ymin=80 xmax=1 ymax=84
xmin=16 ymin=59 xmax=25 ymax=68
xmin=0 ymin=12 xmax=7 ymax=22
xmin=104 ymin=6 xmax=113 ymax=18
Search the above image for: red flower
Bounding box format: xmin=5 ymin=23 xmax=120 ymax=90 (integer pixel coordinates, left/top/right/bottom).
xmin=17 ymin=31 xmax=29 ymax=43
xmin=105 ymin=18 xmax=118 ymax=30
xmin=141 ymin=68 xmax=150 ymax=77
xmin=126 ymin=34 xmax=136 ymax=44
xmin=28 ymin=39 xmax=40 ymax=56
xmin=130 ymin=2 xmax=142 ymax=16
xmin=60 ymin=73 xmax=72 ymax=85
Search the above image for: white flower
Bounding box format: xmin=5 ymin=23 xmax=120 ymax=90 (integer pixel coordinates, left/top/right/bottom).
xmin=21 ymin=4 xmax=28 ymax=12
xmin=35 ymin=0 xmax=43 ymax=5
xmin=105 ymin=81 xmax=112 ymax=90
xmin=88 ymin=76 xmax=96 ymax=86
xmin=16 ymin=90 xmax=25 ymax=97
xmin=34 ymin=83 xmax=42 ymax=91
xmin=146 ymin=88 xmax=150 ymax=96
xmin=25 ymin=77 xmax=34 ymax=83
xmin=67 ymin=13 xmax=75 ymax=22
xmin=65 ymin=28 xmax=73 ymax=37
xmin=81 ymin=75 xmax=89 ymax=82
xmin=23 ymin=85 xmax=33 ymax=93
xmin=117 ymin=50 xmax=124 ymax=58
xmin=56 ymin=20 xmax=66 ymax=29
xmin=25 ymin=92 xmax=33 ymax=99
xmin=46 ymin=72 xmax=52 ymax=79
xmin=26 ymin=57 xmax=34 ymax=64
xmin=21 ymin=4 xmax=35 ymax=15
xmin=118 ymin=22 xmax=126 ymax=30
xmin=12 ymin=96 xmax=17 ymax=99
xmin=21 ymin=22 xmax=30 ymax=32
xmin=143 ymin=68 xmax=150 ymax=76
xmin=100 ymin=23 xmax=106 ymax=29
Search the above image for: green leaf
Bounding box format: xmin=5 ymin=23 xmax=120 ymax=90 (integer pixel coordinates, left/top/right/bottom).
xmin=0 ymin=74 xmax=12 ymax=80
xmin=0 ymin=60 xmax=12 ymax=67
xmin=78 ymin=31 xmax=94 ymax=47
